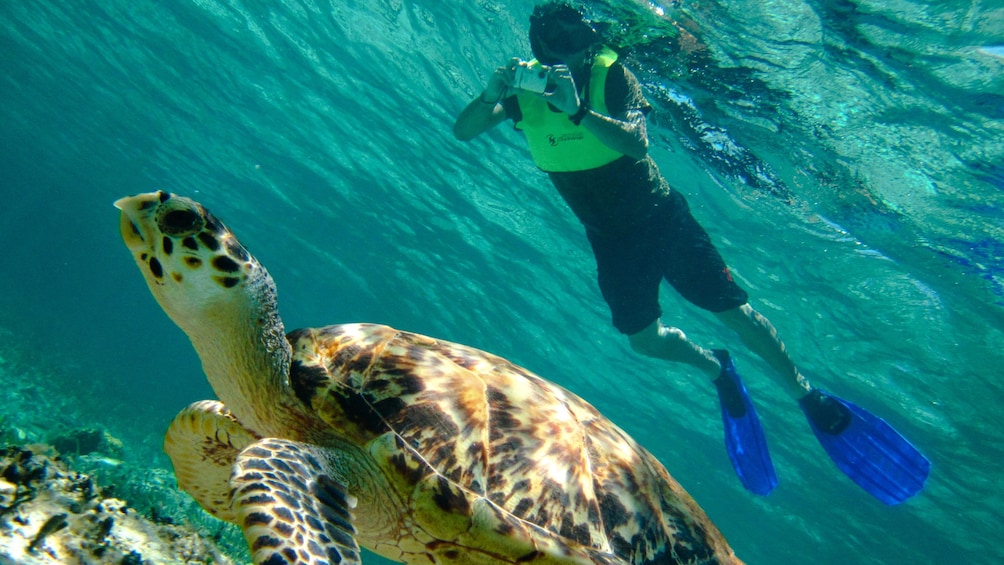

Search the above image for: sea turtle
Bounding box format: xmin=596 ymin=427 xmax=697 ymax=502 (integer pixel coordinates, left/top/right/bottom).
xmin=116 ymin=191 xmax=743 ymax=565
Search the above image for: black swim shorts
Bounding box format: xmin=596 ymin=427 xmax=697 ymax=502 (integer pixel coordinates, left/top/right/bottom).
xmin=585 ymin=189 xmax=749 ymax=335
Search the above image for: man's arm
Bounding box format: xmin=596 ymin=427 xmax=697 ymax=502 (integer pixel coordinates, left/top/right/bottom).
xmin=453 ymin=93 xmax=508 ymax=141
xmin=578 ymin=108 xmax=648 ymax=161
xmin=542 ymin=65 xmax=648 ymax=160
xmin=453 ymin=60 xmax=517 ymax=141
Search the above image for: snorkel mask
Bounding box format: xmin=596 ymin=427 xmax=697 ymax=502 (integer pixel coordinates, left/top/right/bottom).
xmin=529 ymin=2 xmax=598 ymax=65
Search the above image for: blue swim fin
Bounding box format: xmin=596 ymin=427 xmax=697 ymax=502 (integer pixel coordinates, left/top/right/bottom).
xmin=799 ymin=389 xmax=931 ymax=505
xmin=712 ymin=350 xmax=778 ymax=495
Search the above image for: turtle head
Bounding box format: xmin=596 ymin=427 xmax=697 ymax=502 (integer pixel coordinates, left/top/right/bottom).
xmin=116 ymin=191 xmax=291 ymax=433
xmin=115 ymin=191 xmax=260 ymax=321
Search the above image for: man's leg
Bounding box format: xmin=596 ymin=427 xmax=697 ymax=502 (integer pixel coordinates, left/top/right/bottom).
xmin=715 ymin=303 xmax=811 ymax=400
xmin=627 ymin=319 xmax=721 ymax=378
xmin=629 ymin=316 xmax=781 ymax=494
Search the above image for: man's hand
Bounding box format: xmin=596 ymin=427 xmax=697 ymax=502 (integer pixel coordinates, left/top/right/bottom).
xmin=508 ymin=63 xmax=580 ymax=115
xmin=541 ymin=65 xmax=580 ymax=115
xmin=483 ymin=58 xmax=520 ymax=104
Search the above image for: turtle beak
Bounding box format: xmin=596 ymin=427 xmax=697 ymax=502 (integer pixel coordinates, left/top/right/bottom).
xmin=113 ymin=196 xmax=133 ymax=211
xmin=116 ymin=192 xmax=164 ymax=250
xmin=114 ymin=190 xmax=168 ymax=212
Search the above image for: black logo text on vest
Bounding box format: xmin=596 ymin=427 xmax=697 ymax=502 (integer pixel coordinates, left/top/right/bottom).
xmin=546 ymin=132 xmax=586 ymax=146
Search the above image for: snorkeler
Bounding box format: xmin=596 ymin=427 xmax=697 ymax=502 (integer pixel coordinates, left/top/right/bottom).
xmin=453 ymin=1 xmax=929 ymax=503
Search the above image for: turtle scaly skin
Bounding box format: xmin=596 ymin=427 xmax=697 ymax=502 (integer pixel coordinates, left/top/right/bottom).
xmin=117 ymin=191 xmax=743 ymax=565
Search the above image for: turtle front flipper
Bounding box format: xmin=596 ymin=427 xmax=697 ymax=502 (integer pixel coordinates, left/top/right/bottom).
xmin=165 ymin=400 xmax=260 ymax=522
xmin=232 ymin=438 xmax=361 ymax=565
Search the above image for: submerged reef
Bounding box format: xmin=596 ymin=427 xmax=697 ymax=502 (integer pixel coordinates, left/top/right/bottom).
xmin=0 ymin=328 xmax=247 ymax=564
xmin=48 ymin=428 xmax=123 ymax=459
xmin=0 ymin=445 xmax=236 ymax=565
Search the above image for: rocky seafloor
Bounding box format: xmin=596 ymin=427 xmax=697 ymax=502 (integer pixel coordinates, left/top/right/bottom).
xmin=0 ymin=445 xmax=236 ymax=565
xmin=0 ymin=325 xmax=249 ymax=564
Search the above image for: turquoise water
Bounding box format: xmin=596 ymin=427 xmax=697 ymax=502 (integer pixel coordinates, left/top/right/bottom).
xmin=2 ymin=1 xmax=1002 ymax=563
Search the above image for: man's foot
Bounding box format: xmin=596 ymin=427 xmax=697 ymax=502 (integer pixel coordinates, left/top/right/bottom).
xmin=711 ymin=349 xmax=777 ymax=495
xmin=799 ymin=388 xmax=852 ymax=435
xmin=712 ymin=350 xmax=747 ymax=418
xmin=799 ymin=389 xmax=931 ymax=504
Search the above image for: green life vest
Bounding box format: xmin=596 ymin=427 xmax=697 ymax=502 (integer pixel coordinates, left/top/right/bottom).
xmin=515 ymin=46 xmax=624 ymax=173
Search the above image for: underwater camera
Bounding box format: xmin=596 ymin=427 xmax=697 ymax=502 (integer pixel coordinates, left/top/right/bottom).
xmin=513 ymin=63 xmax=550 ymax=94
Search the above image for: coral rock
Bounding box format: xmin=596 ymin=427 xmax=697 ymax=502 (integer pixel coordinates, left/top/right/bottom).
xmin=0 ymin=446 xmax=235 ymax=565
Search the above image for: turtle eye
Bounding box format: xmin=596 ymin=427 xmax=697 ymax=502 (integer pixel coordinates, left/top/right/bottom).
xmin=160 ymin=209 xmax=204 ymax=237
xmin=154 ymin=195 xmax=207 ymax=239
